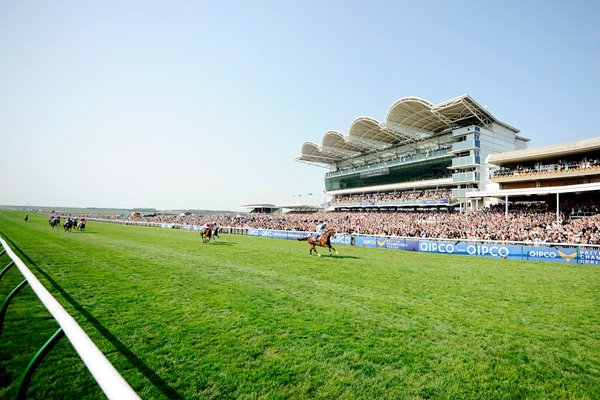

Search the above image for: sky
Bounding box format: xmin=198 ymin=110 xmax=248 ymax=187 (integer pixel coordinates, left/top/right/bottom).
xmin=1 ymin=1 xmax=599 ymax=211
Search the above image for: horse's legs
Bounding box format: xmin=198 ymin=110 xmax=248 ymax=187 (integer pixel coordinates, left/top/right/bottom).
xmin=310 ymin=244 xmax=320 ymax=256
xmin=329 ymin=245 xmax=338 ymax=255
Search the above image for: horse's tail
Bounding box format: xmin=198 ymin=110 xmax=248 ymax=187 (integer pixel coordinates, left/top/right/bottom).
xmin=297 ymin=236 xmax=310 ymax=241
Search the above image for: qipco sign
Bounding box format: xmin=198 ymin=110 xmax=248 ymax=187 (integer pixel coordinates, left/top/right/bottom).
xmin=419 ymin=241 xmax=515 ymax=259
xmin=330 ymin=234 xmax=352 ymax=246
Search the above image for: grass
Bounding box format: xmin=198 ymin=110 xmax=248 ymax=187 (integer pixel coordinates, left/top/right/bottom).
xmin=0 ymin=210 xmax=598 ymax=399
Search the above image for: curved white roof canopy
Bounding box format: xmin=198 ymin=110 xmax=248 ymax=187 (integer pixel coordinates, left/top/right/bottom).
xmin=297 ymin=94 xmax=519 ymax=166
xmin=322 ymin=131 xmax=364 ymax=157
xmin=298 ymin=142 xmax=340 ymax=164
xmin=488 ymin=136 xmax=600 ymax=165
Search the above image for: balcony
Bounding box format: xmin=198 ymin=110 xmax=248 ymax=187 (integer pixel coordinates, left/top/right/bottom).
xmin=452 ymin=188 xmax=478 ymax=198
xmin=451 ymin=138 xmax=478 ymax=153
xmin=451 ymin=125 xmax=480 ymax=138
xmin=450 ymin=155 xmax=479 ymax=169
xmin=491 ymin=163 xmax=600 ymax=183
xmin=331 ymin=199 xmax=451 ymax=208
xmin=326 ymin=147 xmax=452 ymax=178
xmin=452 ymin=171 xmax=478 ymax=183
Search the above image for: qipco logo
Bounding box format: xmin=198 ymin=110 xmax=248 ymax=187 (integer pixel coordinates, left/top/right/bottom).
xmin=331 ymin=236 xmax=351 ymax=245
xmin=419 ymin=242 xmax=455 ymax=253
xmin=466 ymin=244 xmax=510 ymax=258
xmin=528 ymin=250 xmax=557 ymax=259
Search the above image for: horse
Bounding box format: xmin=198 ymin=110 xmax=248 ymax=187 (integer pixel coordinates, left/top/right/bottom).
xmin=64 ymin=218 xmax=76 ymax=232
xmin=78 ymin=219 xmax=86 ymax=232
xmin=200 ymin=225 xmax=213 ymax=243
xmin=49 ymin=216 xmax=60 ymax=229
xmin=297 ymin=228 xmax=338 ymax=256
xmin=212 ymin=225 xmax=220 ymax=241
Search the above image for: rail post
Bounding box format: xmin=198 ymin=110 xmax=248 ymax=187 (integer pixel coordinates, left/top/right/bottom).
xmin=0 ymin=279 xmax=29 ymax=339
xmin=0 ymin=260 xmax=15 ymax=282
xmin=17 ymin=328 xmax=66 ymax=400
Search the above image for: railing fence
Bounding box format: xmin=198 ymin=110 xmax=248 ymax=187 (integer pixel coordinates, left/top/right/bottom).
xmin=0 ymin=236 xmax=140 ymax=400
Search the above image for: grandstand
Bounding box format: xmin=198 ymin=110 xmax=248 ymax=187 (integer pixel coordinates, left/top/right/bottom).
xmin=241 ymin=203 xmax=280 ymax=214
xmin=241 ymin=204 xmax=321 ymax=214
xmin=297 ymin=94 xmax=528 ymax=211
xmin=471 ymin=136 xmax=600 ymax=218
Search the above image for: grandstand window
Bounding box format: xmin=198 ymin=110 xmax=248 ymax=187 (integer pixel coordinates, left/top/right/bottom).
xmin=325 ymin=158 xmax=452 ymax=191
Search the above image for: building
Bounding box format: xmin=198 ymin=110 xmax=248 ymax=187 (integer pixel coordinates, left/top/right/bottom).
xmin=470 ymin=136 xmax=600 ymax=218
xmin=297 ymin=94 xmax=528 ymax=211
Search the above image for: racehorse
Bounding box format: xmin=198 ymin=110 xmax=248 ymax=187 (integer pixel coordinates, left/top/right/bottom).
xmin=200 ymin=224 xmax=213 ymax=243
xmin=212 ymin=225 xmax=220 ymax=241
xmin=49 ymin=216 xmax=60 ymax=229
xmin=78 ymin=219 xmax=86 ymax=232
xmin=64 ymin=218 xmax=76 ymax=232
xmin=298 ymin=228 xmax=338 ymax=256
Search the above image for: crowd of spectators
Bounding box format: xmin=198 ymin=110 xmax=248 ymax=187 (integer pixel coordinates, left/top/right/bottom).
xmin=331 ymin=189 xmax=451 ymax=204
xmin=328 ymin=144 xmax=452 ymax=176
xmin=492 ymin=157 xmax=600 ymax=177
xmin=90 ymin=201 xmax=600 ymax=245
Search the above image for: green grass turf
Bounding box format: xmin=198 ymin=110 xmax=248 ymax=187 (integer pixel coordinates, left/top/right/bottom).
xmin=0 ymin=210 xmax=598 ymax=399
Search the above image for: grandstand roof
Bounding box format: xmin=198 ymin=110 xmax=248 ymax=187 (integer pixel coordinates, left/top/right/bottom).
xmin=278 ymin=204 xmax=321 ymax=211
xmin=467 ymin=182 xmax=600 ymax=199
xmin=241 ymin=203 xmax=278 ymax=209
xmin=297 ymin=94 xmax=519 ymax=166
xmin=488 ymin=136 xmax=600 ymax=165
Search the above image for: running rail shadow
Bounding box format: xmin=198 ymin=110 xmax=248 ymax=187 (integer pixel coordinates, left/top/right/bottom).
xmin=1 ymin=234 xmax=183 ymax=400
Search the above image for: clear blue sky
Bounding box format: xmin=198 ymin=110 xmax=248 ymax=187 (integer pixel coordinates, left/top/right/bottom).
xmin=1 ymin=1 xmax=599 ymax=211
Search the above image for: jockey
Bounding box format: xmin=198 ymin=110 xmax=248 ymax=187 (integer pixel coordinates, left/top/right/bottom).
xmin=314 ymin=222 xmax=327 ymax=240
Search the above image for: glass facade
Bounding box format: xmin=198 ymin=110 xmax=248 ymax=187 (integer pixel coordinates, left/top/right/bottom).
xmin=325 ymin=156 xmax=453 ymax=191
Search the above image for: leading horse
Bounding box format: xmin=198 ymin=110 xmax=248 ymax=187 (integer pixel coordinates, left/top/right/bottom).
xmin=298 ymin=228 xmax=338 ymax=256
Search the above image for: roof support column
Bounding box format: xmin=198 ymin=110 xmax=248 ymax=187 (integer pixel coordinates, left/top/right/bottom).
xmin=505 ymin=195 xmax=509 ymax=219
xmin=557 ymin=193 xmax=560 ymax=223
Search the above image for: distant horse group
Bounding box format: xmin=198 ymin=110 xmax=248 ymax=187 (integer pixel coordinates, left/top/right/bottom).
xmin=49 ymin=216 xmax=85 ymax=232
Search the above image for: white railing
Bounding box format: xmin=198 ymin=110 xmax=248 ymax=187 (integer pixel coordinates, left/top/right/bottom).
xmin=0 ymin=236 xmax=140 ymax=400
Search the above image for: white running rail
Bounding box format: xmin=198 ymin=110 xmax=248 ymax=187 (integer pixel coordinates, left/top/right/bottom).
xmin=0 ymin=237 xmax=140 ymax=400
